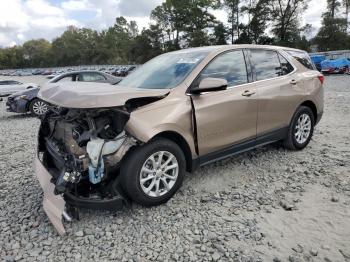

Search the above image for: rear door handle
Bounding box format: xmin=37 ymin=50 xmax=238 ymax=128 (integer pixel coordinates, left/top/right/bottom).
xmin=290 ymin=79 xmax=298 ymax=85
xmin=242 ymin=90 xmax=256 ymax=97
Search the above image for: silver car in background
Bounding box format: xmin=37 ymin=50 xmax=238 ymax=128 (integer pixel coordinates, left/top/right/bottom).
xmin=0 ymin=80 xmax=38 ymax=96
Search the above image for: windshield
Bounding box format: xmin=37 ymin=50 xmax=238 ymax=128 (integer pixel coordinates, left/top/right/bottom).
xmin=118 ymin=50 xmax=210 ymax=89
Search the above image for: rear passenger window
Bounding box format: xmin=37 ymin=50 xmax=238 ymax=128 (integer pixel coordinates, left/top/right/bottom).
xmin=198 ymin=50 xmax=248 ymax=87
xmin=286 ymin=51 xmax=315 ymax=70
xmin=251 ymin=50 xmax=282 ymax=80
xmin=278 ymin=54 xmax=294 ymax=75
xmin=79 ymin=72 xmax=106 ymax=82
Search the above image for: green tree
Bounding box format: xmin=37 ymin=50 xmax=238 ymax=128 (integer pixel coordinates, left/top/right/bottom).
xmin=0 ymin=46 xmax=26 ymax=69
xmin=211 ymin=22 xmax=228 ymax=44
xmin=183 ymin=1 xmax=219 ymax=47
xmin=151 ymin=0 xmax=188 ymax=49
xmin=242 ymin=0 xmax=271 ymax=43
xmin=313 ymin=0 xmax=350 ymax=51
xmin=222 ymin=0 xmax=240 ymax=43
xmin=150 ymin=0 xmax=219 ymax=48
xmin=51 ymin=26 xmax=100 ymax=66
xmin=22 ymin=39 xmax=51 ymax=67
xmin=313 ymin=17 xmax=349 ymax=51
xmin=96 ymin=17 xmax=138 ymax=64
xmin=129 ymin=25 xmax=163 ymax=63
xmin=327 ymin=0 xmax=342 ymax=18
xmin=343 ymin=0 xmax=350 ymax=31
xmin=270 ymin=0 xmax=308 ymax=46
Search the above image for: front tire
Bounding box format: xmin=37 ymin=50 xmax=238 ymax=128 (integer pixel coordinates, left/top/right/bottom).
xmin=120 ymin=138 xmax=186 ymax=206
xmin=29 ymin=98 xmax=49 ymax=116
xmin=284 ymin=106 xmax=315 ymax=150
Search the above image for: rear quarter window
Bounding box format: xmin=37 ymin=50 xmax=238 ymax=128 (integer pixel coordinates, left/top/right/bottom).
xmin=278 ymin=54 xmax=294 ymax=75
xmin=285 ymin=50 xmax=315 ymax=70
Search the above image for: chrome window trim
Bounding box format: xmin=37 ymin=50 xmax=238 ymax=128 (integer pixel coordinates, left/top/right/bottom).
xmin=204 ymin=49 xmax=250 ymax=89
xmin=187 ymin=47 xmax=298 ymax=95
xmin=225 ymin=49 xmax=297 ymax=89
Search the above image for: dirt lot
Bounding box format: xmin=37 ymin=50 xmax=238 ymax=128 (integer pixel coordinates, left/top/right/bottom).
xmin=0 ymin=75 xmax=349 ymax=262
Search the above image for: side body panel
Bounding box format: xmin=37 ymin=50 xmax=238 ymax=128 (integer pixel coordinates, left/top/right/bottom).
xmin=126 ymin=46 xmax=324 ymax=162
xmin=255 ymin=75 xmax=305 ymax=134
xmin=301 ymin=70 xmax=324 ymax=116
xmin=191 ymin=85 xmax=258 ymax=155
xmin=253 ymin=51 xmax=324 ymax=135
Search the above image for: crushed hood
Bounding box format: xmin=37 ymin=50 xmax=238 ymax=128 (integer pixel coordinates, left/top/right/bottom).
xmin=38 ymin=82 xmax=170 ymax=108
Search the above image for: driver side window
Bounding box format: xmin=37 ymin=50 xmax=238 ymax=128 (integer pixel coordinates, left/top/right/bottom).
xmin=197 ymin=50 xmax=248 ymax=87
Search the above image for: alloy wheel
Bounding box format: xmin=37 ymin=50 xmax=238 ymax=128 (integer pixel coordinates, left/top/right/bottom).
xmin=294 ymin=113 xmax=311 ymax=144
xmin=32 ymin=101 xmax=48 ymax=116
xmin=139 ymin=151 xmax=179 ymax=197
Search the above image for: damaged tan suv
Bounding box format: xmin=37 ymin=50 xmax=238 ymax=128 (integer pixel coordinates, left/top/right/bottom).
xmin=35 ymin=45 xmax=324 ymax=234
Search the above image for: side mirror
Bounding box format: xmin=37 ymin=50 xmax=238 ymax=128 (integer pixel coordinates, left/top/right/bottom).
xmin=191 ymin=78 xmax=228 ymax=94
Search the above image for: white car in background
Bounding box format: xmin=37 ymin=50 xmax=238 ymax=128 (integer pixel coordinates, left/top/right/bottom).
xmin=0 ymin=80 xmax=38 ymax=96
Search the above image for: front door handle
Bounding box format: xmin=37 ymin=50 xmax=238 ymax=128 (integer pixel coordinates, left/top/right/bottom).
xmin=242 ymin=90 xmax=256 ymax=97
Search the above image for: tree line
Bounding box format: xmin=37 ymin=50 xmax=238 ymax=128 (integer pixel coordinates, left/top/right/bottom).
xmin=0 ymin=0 xmax=349 ymax=69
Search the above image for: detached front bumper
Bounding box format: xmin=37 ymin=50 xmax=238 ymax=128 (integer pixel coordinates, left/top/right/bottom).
xmin=35 ymin=152 xmax=128 ymax=236
xmin=35 ymin=156 xmax=67 ymax=235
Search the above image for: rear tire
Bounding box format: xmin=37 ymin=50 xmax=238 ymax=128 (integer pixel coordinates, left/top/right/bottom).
xmin=120 ymin=138 xmax=186 ymax=206
xmin=283 ymin=106 xmax=315 ymax=150
xmin=29 ymin=98 xmax=48 ymax=116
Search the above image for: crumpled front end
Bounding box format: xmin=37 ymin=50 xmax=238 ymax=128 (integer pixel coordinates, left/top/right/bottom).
xmin=36 ymin=106 xmax=137 ymax=235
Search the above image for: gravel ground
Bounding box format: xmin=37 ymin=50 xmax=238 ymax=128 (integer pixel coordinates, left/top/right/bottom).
xmin=0 ymin=75 xmax=349 ymax=262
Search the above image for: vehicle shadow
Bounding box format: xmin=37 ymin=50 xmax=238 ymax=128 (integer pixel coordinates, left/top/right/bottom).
xmin=51 ymin=142 xmax=288 ymax=234
xmin=186 ymin=142 xmax=283 ymax=180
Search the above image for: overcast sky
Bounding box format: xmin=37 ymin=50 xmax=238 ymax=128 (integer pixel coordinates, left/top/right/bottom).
xmin=0 ymin=0 xmax=327 ymax=47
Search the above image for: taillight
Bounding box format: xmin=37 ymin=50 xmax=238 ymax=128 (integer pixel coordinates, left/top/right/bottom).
xmin=318 ymin=75 xmax=325 ymax=84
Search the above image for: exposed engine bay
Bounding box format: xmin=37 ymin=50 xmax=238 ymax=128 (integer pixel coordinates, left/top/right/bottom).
xmin=37 ymin=106 xmax=138 ymax=211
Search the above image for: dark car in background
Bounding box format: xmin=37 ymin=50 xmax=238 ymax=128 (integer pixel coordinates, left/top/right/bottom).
xmin=112 ymin=65 xmax=137 ymax=77
xmin=6 ymin=87 xmax=48 ymax=116
xmin=49 ymin=70 xmax=121 ymax=84
xmin=6 ymin=71 xmax=121 ymax=116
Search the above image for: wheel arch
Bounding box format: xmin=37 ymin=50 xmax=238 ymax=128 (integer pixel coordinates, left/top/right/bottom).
xmin=299 ymin=100 xmax=318 ymax=123
xmin=26 ymin=97 xmax=37 ymax=111
xmin=152 ymin=131 xmax=194 ymax=173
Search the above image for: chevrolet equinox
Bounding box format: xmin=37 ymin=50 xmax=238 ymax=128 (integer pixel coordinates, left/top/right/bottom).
xmin=35 ymin=45 xmax=324 ymax=234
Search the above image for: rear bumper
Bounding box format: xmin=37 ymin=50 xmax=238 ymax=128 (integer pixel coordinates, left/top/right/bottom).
xmin=35 ymin=156 xmax=67 ymax=235
xmin=316 ymin=112 xmax=323 ymax=125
